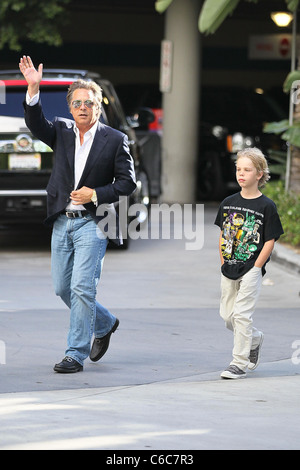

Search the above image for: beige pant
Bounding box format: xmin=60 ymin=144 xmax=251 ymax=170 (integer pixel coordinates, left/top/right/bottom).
xmin=220 ymin=266 xmax=263 ymax=371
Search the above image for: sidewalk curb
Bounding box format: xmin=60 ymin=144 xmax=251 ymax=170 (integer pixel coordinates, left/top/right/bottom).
xmin=272 ymin=243 xmax=300 ymax=275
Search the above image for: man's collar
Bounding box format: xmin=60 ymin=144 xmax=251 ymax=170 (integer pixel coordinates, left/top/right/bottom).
xmin=73 ymin=120 xmax=99 ymax=139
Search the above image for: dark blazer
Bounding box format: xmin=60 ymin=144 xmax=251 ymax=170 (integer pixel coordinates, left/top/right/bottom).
xmin=23 ymin=100 xmax=137 ymax=245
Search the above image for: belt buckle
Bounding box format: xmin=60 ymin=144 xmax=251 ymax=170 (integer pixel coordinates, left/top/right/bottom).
xmin=66 ymin=211 xmax=76 ymax=218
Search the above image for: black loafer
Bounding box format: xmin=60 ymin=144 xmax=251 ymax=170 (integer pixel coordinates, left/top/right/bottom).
xmin=90 ymin=318 xmax=119 ymax=362
xmin=53 ymin=356 xmax=83 ymax=373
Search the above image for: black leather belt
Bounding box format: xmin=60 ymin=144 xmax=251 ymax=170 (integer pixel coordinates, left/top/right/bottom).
xmin=63 ymin=210 xmax=89 ymax=218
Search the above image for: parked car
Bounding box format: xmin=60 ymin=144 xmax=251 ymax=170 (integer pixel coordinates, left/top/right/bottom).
xmin=117 ymin=83 xmax=288 ymax=201
xmin=197 ymin=86 xmax=288 ymax=200
xmin=116 ymin=83 xmax=162 ymax=201
xmin=0 ymin=69 xmax=150 ymax=237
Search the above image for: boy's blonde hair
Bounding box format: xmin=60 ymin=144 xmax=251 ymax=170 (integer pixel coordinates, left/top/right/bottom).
xmin=236 ymin=147 xmax=270 ymax=187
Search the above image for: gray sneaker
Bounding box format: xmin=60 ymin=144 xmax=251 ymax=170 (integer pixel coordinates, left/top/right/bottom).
xmin=248 ymin=332 xmax=264 ymax=370
xmin=220 ymin=365 xmax=246 ymax=379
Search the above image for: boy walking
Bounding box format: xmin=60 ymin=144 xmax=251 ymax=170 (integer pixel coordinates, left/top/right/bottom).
xmin=215 ymin=147 xmax=283 ymax=379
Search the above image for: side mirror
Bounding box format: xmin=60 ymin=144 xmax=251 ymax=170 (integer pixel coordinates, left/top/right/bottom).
xmin=137 ymin=107 xmax=155 ymax=128
xmin=126 ymin=107 xmax=156 ymax=130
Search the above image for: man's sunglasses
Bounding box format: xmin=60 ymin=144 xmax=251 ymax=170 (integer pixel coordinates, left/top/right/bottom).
xmin=71 ymin=100 xmax=95 ymax=109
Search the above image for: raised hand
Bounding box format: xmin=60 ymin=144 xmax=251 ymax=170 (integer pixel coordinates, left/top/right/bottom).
xmin=19 ymin=55 xmax=43 ymax=97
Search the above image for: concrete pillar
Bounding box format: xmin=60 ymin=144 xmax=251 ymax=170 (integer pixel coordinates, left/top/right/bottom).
xmin=161 ymin=0 xmax=201 ymax=203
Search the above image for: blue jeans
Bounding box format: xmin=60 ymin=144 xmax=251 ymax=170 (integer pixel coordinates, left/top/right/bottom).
xmin=51 ymin=214 xmax=116 ymax=365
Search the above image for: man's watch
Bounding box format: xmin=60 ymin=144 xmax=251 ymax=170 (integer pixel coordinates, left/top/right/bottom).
xmin=91 ymin=189 xmax=98 ymax=205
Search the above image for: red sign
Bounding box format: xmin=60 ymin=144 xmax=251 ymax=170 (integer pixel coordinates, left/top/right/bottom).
xmin=279 ymin=37 xmax=290 ymax=56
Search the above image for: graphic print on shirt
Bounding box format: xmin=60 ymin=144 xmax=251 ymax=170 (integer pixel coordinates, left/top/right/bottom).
xmin=221 ymin=209 xmax=262 ymax=264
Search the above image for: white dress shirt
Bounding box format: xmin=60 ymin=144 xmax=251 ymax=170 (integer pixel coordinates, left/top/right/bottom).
xmin=26 ymin=91 xmax=98 ymax=211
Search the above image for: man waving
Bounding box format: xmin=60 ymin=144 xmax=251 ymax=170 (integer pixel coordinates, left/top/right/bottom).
xmin=20 ymin=56 xmax=136 ymax=373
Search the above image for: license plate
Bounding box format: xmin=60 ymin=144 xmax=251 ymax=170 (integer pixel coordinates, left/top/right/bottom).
xmin=8 ymin=153 xmax=41 ymax=170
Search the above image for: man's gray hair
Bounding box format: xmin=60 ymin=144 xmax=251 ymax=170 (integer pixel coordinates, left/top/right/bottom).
xmin=66 ymin=79 xmax=103 ymax=118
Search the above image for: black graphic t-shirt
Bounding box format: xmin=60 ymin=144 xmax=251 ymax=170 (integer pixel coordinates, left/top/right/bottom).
xmin=215 ymin=192 xmax=284 ymax=280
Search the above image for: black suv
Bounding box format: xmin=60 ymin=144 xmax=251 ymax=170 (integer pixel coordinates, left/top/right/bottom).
xmin=117 ymin=84 xmax=288 ymax=201
xmin=0 ymin=69 xmax=150 ymax=226
xmin=198 ymin=86 xmax=288 ymax=200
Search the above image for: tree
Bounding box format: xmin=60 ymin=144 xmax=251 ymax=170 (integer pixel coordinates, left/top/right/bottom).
xmin=156 ymin=0 xmax=298 ymax=34
xmin=264 ymin=67 xmax=300 ymax=193
xmin=0 ymin=0 xmax=70 ymax=51
xmin=155 ymin=0 xmax=300 ymax=194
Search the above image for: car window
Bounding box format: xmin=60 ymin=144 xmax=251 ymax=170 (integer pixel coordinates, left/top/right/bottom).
xmin=101 ymin=96 xmax=124 ymax=129
xmin=1 ymin=87 xmax=70 ymax=121
xmin=1 ymin=86 xmax=115 ymax=128
xmin=201 ymin=87 xmax=286 ymax=126
xmin=248 ymin=92 xmax=286 ymax=122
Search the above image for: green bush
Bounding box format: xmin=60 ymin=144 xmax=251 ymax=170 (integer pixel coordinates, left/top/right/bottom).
xmin=263 ymin=181 xmax=300 ymax=247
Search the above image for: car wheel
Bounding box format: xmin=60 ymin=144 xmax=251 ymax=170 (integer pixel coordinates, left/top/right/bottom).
xmin=135 ymin=168 xmax=150 ymax=208
xmin=197 ymin=151 xmax=225 ymax=201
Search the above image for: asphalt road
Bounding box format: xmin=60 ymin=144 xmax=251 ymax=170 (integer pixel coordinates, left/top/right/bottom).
xmin=0 ymin=204 xmax=299 ymax=450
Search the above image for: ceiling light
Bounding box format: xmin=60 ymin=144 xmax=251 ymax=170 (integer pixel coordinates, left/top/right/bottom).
xmin=271 ymin=12 xmax=293 ymax=27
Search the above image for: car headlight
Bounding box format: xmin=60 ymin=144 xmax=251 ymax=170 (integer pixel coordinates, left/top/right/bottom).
xmin=227 ymin=132 xmax=254 ymax=153
xmin=212 ymin=125 xmax=227 ymax=139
